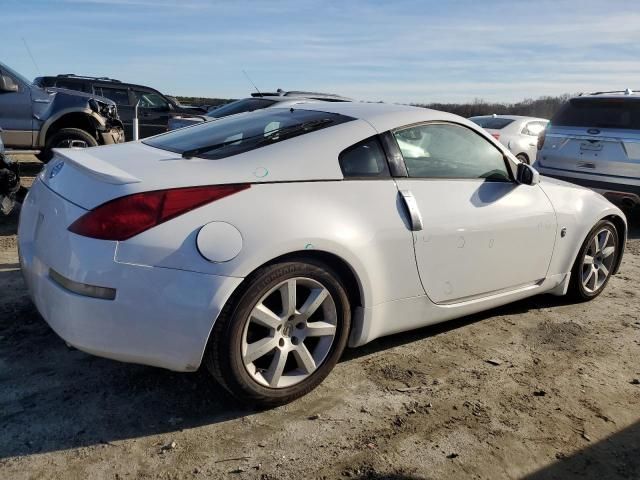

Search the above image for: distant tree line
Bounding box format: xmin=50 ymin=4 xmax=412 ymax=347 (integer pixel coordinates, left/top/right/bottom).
xmin=412 ymin=94 xmax=574 ymax=119
xmin=174 ymin=94 xmax=574 ymax=119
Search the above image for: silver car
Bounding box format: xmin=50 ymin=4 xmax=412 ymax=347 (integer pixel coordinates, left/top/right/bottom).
xmin=536 ymin=91 xmax=640 ymax=210
xmin=469 ymin=115 xmax=548 ymax=164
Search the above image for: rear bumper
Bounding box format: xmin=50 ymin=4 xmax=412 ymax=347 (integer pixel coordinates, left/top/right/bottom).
xmin=18 ymin=179 xmax=242 ymax=371
xmin=536 ymin=166 xmax=640 ymax=204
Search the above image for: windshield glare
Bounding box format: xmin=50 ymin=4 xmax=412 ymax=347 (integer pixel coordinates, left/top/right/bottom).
xmin=144 ymin=108 xmax=354 ymax=159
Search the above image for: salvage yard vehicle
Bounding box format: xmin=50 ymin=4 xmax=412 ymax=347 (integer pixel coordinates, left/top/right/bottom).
xmin=19 ymin=102 xmax=627 ymax=406
xmin=0 ymin=62 xmax=124 ymax=162
xmin=0 ymin=128 xmax=24 ymax=215
xmin=469 ymin=114 xmax=548 ymax=165
xmin=34 ymin=74 xmax=206 ymax=140
xmin=536 ymin=90 xmax=640 ymax=211
xmin=168 ymin=90 xmax=351 ymax=130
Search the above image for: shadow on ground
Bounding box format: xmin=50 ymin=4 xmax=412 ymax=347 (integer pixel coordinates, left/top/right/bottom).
xmin=523 ymin=420 xmax=640 ymax=479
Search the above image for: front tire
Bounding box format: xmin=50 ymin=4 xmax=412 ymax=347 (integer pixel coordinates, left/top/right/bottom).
xmin=205 ymin=260 xmax=351 ymax=406
xmin=567 ymin=220 xmax=620 ymax=301
xmin=516 ymin=153 xmax=529 ymax=164
xmin=36 ymin=128 xmax=99 ymax=163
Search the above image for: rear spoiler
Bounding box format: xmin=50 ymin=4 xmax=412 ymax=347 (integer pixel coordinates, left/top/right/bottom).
xmin=52 ymin=148 xmax=140 ymax=185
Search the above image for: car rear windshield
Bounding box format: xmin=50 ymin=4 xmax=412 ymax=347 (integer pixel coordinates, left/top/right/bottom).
xmin=144 ymin=108 xmax=355 ymax=159
xmin=470 ymin=117 xmax=515 ymax=129
xmin=206 ymin=98 xmax=277 ymax=118
xmin=552 ymin=98 xmax=640 ymax=130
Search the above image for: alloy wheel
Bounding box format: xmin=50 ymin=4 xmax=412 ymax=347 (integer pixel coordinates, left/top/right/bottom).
xmin=241 ymin=277 xmax=338 ymax=388
xmin=581 ymin=227 xmax=616 ymax=293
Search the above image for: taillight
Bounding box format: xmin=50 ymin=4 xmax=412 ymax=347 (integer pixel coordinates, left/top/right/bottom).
xmin=537 ymin=128 xmax=546 ymax=150
xmin=68 ymin=184 xmax=249 ymax=240
xmin=491 ymin=132 xmax=500 ymax=141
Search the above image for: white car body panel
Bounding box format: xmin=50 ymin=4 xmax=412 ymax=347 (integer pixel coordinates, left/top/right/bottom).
xmin=19 ymin=102 xmax=627 ymax=371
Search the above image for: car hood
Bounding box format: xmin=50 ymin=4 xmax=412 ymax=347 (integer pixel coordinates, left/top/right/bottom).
xmin=44 ymin=87 xmax=117 ymax=107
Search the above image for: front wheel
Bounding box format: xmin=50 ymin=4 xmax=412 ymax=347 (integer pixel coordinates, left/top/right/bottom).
xmin=205 ymin=260 xmax=351 ymax=406
xmin=516 ymin=153 xmax=529 ymax=165
xmin=568 ymin=220 xmax=620 ymax=301
xmin=36 ymin=128 xmax=99 ymax=163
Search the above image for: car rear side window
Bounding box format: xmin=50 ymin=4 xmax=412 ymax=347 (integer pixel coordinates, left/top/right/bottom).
xmin=553 ymin=98 xmax=640 ymax=130
xmin=393 ymin=123 xmax=511 ymax=181
xmin=144 ymin=108 xmax=355 ymax=159
xmin=470 ymin=117 xmax=515 ymax=129
xmin=94 ymin=86 xmax=130 ymax=106
xmin=339 ymin=137 xmax=390 ymax=178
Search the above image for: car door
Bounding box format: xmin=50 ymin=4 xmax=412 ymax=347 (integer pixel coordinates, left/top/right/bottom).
xmin=133 ymin=90 xmax=171 ymax=138
xmin=392 ymin=122 xmax=557 ymax=304
xmin=0 ymin=67 xmax=33 ymax=147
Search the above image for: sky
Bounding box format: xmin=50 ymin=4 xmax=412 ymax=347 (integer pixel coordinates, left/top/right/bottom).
xmin=2 ymin=0 xmax=640 ymax=104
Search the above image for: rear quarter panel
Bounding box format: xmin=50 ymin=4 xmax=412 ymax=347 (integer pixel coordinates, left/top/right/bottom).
xmin=114 ymin=180 xmax=423 ymax=308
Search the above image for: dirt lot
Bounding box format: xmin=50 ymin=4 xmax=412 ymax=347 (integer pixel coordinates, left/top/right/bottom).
xmin=1 ymin=158 xmax=639 ymax=480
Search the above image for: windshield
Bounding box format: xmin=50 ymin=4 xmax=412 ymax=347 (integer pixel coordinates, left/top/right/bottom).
xmin=469 ymin=117 xmax=515 ymax=129
xmin=145 ymin=108 xmax=354 ymax=159
xmin=206 ymin=98 xmax=277 ymax=118
xmin=0 ymin=63 xmax=33 ymax=87
xmin=552 ymin=98 xmax=640 ymax=130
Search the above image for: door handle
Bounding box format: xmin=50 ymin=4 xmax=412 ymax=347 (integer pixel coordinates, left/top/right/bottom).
xmin=399 ymin=190 xmax=423 ymax=231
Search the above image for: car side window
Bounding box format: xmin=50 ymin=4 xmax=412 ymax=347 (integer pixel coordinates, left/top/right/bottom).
xmin=95 ymin=86 xmax=130 ymax=106
xmin=522 ymin=121 xmax=547 ymax=136
xmin=393 ymin=123 xmax=511 ymax=181
xmin=134 ymin=91 xmax=170 ymax=110
xmin=339 ymin=136 xmax=390 ymax=178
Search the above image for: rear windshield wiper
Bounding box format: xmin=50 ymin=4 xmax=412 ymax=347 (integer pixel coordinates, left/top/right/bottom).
xmin=181 ymin=118 xmax=334 ymax=159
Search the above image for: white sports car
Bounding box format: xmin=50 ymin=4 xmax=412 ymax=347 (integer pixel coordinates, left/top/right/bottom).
xmin=19 ymin=102 xmax=626 ymax=405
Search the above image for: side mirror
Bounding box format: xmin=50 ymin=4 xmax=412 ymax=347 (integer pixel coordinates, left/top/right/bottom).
xmin=516 ymin=162 xmax=540 ymax=186
xmin=0 ymin=75 xmax=19 ymax=93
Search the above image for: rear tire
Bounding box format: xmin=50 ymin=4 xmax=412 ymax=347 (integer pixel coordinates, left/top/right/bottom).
xmin=567 ymin=220 xmax=619 ymax=301
xmin=36 ymin=128 xmax=98 ymax=163
xmin=205 ymin=259 xmax=351 ymax=407
xmin=516 ymin=153 xmax=529 ymax=164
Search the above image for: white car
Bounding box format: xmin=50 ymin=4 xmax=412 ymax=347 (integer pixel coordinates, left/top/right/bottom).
xmin=19 ymin=103 xmax=626 ymax=405
xmin=469 ymin=115 xmax=548 ymax=165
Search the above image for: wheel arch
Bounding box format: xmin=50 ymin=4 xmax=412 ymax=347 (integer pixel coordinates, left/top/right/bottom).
xmin=37 ymin=109 xmax=104 ymax=147
xmin=199 ymin=248 xmax=368 ymax=368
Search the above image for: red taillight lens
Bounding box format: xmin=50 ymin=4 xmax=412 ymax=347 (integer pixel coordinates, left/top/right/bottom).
xmin=491 ymin=132 xmax=501 ymax=141
xmin=69 ymin=184 xmax=249 ymax=240
xmin=537 ymin=129 xmax=546 ymax=151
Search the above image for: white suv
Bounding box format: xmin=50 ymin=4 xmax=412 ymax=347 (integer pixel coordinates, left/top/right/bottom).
xmin=535 ymin=90 xmax=640 ymax=211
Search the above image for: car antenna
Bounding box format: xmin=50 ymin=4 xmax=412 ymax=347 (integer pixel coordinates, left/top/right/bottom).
xmin=22 ymin=37 xmax=41 ymax=75
xmin=242 ymin=69 xmax=262 ymax=97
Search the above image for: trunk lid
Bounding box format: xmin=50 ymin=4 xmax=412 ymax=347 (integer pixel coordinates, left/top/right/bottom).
xmin=538 ymin=125 xmax=640 ymax=178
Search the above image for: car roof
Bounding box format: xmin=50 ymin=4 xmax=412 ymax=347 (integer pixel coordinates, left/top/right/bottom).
xmin=289 ymin=102 xmax=468 ymax=132
xmin=38 ymin=74 xmax=161 ymax=93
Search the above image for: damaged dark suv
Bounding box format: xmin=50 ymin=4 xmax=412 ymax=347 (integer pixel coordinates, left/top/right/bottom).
xmin=0 ymin=62 xmax=124 ymax=162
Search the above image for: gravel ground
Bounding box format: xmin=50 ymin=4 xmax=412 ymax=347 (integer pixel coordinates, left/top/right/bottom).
xmin=1 ymin=157 xmax=639 ymax=480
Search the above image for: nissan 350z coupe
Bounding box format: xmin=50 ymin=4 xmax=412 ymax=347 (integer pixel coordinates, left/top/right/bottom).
xmin=19 ymin=103 xmax=627 ymax=405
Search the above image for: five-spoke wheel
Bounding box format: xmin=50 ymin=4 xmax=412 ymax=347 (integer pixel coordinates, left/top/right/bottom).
xmin=205 ymin=259 xmax=351 ymax=406
xmin=569 ymin=220 xmax=620 ymax=300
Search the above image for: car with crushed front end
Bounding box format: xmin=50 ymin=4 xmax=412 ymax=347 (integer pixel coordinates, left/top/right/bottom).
xmin=19 ymin=102 xmax=627 ymax=406
xmin=0 ymin=62 xmax=124 ymax=162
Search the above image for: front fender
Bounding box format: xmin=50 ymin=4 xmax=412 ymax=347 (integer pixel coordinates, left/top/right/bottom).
xmin=539 ymin=176 xmax=627 ymax=277
xmin=37 ymin=108 xmax=107 ymax=146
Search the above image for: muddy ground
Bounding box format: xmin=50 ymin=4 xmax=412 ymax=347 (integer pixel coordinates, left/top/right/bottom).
xmin=0 ymin=158 xmax=639 ymax=480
